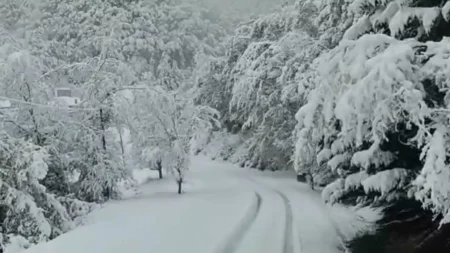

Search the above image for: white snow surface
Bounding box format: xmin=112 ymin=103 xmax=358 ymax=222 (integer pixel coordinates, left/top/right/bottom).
xmin=20 ymin=156 xmax=379 ymax=253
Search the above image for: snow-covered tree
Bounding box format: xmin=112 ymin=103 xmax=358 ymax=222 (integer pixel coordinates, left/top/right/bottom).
xmin=0 ymin=0 xmax=228 ymax=248
xmin=412 ymin=37 xmax=450 ymax=224
xmin=133 ymin=86 xmax=219 ymax=194
xmin=32 ymin=0 xmax=225 ymax=87
xmin=141 ymin=146 xmax=165 ymax=179
xmin=295 ymin=34 xmax=420 ymax=203
xmin=292 ymin=0 xmax=450 ymax=226
xmin=196 ymin=1 xmax=324 ymax=170
xmin=0 ymin=132 xmax=73 ymax=248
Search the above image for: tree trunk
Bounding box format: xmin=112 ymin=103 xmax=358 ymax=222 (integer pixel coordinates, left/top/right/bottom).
xmin=100 ymin=108 xmax=106 ymax=150
xmin=177 ymin=178 xmax=182 ymax=194
xmin=157 ymin=160 xmax=163 ymax=179
xmin=307 ymin=172 xmax=315 ymax=190
xmin=28 ymin=108 xmax=44 ymax=146
xmin=158 ymin=168 xmax=163 ymax=179
xmin=117 ymin=126 xmax=125 ymax=162
xmin=103 ymin=184 xmax=110 ymax=200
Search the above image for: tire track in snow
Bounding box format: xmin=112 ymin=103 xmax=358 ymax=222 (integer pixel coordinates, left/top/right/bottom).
xmin=287 ymin=184 xmax=349 ymax=253
xmin=287 ymin=184 xmax=352 ymax=253
xmin=216 ymin=191 xmax=262 ymax=253
xmin=273 ymin=189 xmax=294 ymax=253
xmin=243 ymin=176 xmax=295 ymax=253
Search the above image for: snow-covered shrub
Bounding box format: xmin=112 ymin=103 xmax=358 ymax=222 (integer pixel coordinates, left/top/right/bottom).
xmin=3 ymin=234 xmax=31 ymax=253
xmin=0 ymin=132 xmax=73 ymax=247
xmin=56 ymin=196 xmax=98 ymax=226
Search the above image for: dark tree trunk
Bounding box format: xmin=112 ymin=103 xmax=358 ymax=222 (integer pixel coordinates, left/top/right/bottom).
xmin=158 ymin=168 xmax=163 ymax=179
xmin=103 ymin=185 xmax=110 ymax=200
xmin=157 ymin=160 xmax=163 ymax=179
xmin=99 ymin=108 xmax=106 ymax=150
xmin=177 ymin=178 xmax=183 ymax=194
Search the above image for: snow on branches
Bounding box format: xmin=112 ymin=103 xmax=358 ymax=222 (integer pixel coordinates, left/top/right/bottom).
xmin=294 ymin=33 xmax=426 ymax=180
xmin=132 ymin=85 xmax=219 ymax=193
xmin=0 ymin=0 xmax=228 ymax=249
xmin=345 ymin=0 xmax=450 ymax=41
xmin=197 ymin=2 xmax=324 ymax=171
xmin=294 ymin=23 xmax=450 ymax=222
xmin=0 ymin=132 xmax=73 ymax=247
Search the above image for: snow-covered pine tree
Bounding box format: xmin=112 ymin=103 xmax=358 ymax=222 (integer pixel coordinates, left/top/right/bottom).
xmin=292 ymin=0 xmax=450 ymax=251
xmin=300 ymin=0 xmax=450 ymax=216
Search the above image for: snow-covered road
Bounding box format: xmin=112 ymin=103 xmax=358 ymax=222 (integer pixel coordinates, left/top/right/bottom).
xmin=22 ymin=156 xmax=375 ymax=253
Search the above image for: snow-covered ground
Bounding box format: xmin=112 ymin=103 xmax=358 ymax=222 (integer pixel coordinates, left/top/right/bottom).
xmin=21 ymin=156 xmax=379 ymax=253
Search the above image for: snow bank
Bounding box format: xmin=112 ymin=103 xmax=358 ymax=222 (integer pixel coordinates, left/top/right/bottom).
xmin=4 ymin=235 xmax=31 ymax=253
xmin=132 ymin=168 xmax=160 ymax=185
xmin=116 ymin=168 xmax=162 ymax=198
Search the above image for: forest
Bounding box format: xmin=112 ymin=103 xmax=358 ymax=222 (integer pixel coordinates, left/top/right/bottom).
xmin=1 ymin=0 xmax=450 ymax=253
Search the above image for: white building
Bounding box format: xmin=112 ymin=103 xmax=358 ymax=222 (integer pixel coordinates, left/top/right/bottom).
xmin=52 ymin=88 xmax=81 ymax=108
xmin=0 ymin=99 xmax=11 ymax=109
xmin=0 ymin=99 xmax=12 ymax=121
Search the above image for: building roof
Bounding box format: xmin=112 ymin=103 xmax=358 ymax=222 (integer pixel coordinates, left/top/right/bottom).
xmin=0 ymin=99 xmax=11 ymax=108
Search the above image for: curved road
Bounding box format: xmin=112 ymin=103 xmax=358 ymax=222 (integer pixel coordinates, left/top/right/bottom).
xmin=21 ymin=156 xmax=361 ymax=253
